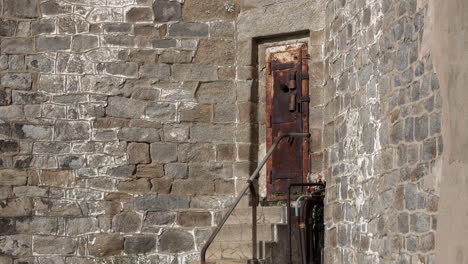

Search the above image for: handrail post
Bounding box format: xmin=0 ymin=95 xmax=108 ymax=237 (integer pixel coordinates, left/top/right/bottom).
xmin=200 ymin=133 xmax=310 ymax=264
xmin=250 ymin=180 xmax=258 ymax=261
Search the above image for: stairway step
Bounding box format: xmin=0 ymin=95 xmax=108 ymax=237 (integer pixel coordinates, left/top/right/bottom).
xmin=205 ymin=259 xmax=249 ymax=264
xmin=216 ymin=224 xmax=274 ymax=242
xmin=225 ymin=206 xmax=286 ymax=225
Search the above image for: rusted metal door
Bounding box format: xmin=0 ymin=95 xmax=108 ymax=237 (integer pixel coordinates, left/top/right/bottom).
xmin=266 ymin=44 xmax=309 ymax=200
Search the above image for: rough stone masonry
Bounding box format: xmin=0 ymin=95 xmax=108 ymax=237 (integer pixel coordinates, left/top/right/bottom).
xmin=0 ymin=0 xmax=450 ymax=263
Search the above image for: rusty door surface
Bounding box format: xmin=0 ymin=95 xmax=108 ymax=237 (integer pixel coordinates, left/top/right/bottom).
xmin=266 ymin=44 xmax=309 ymax=200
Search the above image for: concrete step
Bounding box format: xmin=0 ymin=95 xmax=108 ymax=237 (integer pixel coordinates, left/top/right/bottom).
xmin=205 ymin=241 xmax=254 ymax=260
xmin=225 ymin=206 xmax=286 ymax=225
xmin=216 ymin=224 xmax=274 ymax=242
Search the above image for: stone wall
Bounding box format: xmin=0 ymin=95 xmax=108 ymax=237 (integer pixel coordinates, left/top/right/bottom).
xmin=0 ymin=0 xmax=243 ymax=263
xmin=322 ymin=0 xmax=442 ymax=263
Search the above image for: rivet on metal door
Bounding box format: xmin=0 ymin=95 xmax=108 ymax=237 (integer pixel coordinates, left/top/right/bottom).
xmin=266 ymin=43 xmax=310 ymax=200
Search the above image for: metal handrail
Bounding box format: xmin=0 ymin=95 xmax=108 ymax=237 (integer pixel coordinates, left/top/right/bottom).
xmin=200 ymin=132 xmax=310 ymax=264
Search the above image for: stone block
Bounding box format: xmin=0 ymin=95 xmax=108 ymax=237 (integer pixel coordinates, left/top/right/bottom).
xmin=135 ymin=164 xmax=164 ymax=178
xmin=216 ymin=144 xmax=235 ymax=161
xmin=100 ymin=165 xmax=136 ymax=178
xmin=1 ymin=39 xmax=34 ymax=54
xmin=124 ymin=235 xmax=156 ymax=254
xmin=153 ymin=1 xmax=182 ymax=22
xmin=0 ymin=105 xmax=24 ymax=121
xmin=38 ymin=75 xmax=65 ymax=94
xmin=40 ymin=1 xmax=72 ymax=16
xmin=182 ymin=0 xmax=239 ymax=21
xmin=158 ymin=229 xmax=194 ymax=253
xmin=190 ymin=124 xmax=235 ymax=143
xmin=106 ymin=97 xmax=146 ymax=119
xmin=0 ymin=218 xmax=15 ymax=235
xmin=139 ymin=64 xmax=170 ymax=80
xmin=0 ymin=235 xmax=31 ymax=256
xmin=129 ymin=50 xmax=158 ymax=64
xmin=144 ymin=211 xmax=176 ymax=227
xmin=37 ymin=36 xmax=71 ymax=52
xmin=103 ymin=23 xmax=132 ymax=34
xmin=152 ymin=39 xmax=177 ymax=48
xmin=169 ymin=22 xmax=208 ymax=37
xmin=177 ymin=143 xmax=215 ymax=162
xmin=16 ymin=217 xmax=58 ymax=235
xmin=210 ymin=21 xmax=235 ymax=38
xmin=39 ymin=170 xmax=73 ymax=187
xmin=118 ymin=128 xmax=161 ymax=142
xmin=415 ymin=115 xmax=428 ymax=141
xmin=126 ymin=7 xmax=153 ymax=22
xmin=134 ymin=194 xmax=189 ymax=211
xmin=159 ymin=50 xmax=193 ymax=64
xmin=88 ymin=234 xmax=124 ymax=257
xmin=189 ymin=162 xmax=232 ymax=179
xmin=172 ymin=64 xmax=217 ymax=81
xmin=33 ymin=236 xmax=77 ymax=254
xmin=0 ymin=169 xmax=28 ymax=186
xmin=0 ymin=197 xmax=32 ymax=217
xmin=33 ymin=142 xmax=70 ymax=154
xmin=65 ymin=218 xmax=99 ymax=236
xmin=4 ymin=0 xmax=39 ymax=18
xmin=214 ymin=179 xmax=235 ymax=194
xmin=128 ymin=143 xmax=150 ymax=164
xmin=117 ymin=178 xmax=151 ymax=194
xmin=145 ymin=102 xmax=176 ymax=121
xmin=25 ymin=56 xmax=53 ymax=73
xmin=55 ymin=121 xmax=90 ymax=141
xmin=177 ymin=211 xmax=211 ymax=227
xmin=409 ymin=213 xmax=430 ymax=233
xmin=0 ymin=140 xmax=19 ymax=154
xmin=164 ymin=163 xmax=187 ymax=179
xmin=87 ymin=7 xmax=123 ymax=23
xmin=102 ymin=35 xmax=135 ymax=47
xmin=1 ymin=73 xmax=32 ymax=90
xmin=112 ymin=212 xmax=142 ymax=233
xmin=214 ymin=104 xmax=236 ymax=123
xmin=195 ymin=81 xmax=235 ymax=103
xmin=171 ymin=179 xmax=214 ymax=195
xmin=150 ymin=177 xmax=173 ymax=194
xmin=179 ymin=103 xmax=212 ymax=123
xmin=31 ymin=19 xmax=55 ymax=35
xmin=72 ymin=35 xmax=99 ymax=52
xmin=132 ymin=89 xmax=160 ymax=101
xmin=102 ymin=62 xmax=138 ymax=78
xmin=194 ymin=40 xmax=235 ymax=66
xmin=150 ymin=143 xmax=177 ymax=163
xmin=0 ymin=19 xmax=17 ymax=37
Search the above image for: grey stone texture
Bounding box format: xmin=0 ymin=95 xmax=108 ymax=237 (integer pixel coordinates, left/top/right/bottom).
xmin=0 ymin=0 xmax=443 ymax=263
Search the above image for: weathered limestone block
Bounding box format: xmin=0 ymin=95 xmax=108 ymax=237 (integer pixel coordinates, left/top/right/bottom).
xmin=145 ymin=102 xmax=176 ymax=121
xmin=38 ymin=75 xmax=65 ymax=94
xmin=39 ymin=170 xmax=73 ymax=187
xmin=190 ymin=124 xmax=235 ymax=143
xmin=0 ymin=39 xmax=34 ymax=54
xmin=150 ymin=143 xmax=177 ymax=163
xmin=31 ymin=19 xmax=55 ymax=35
xmin=177 ymin=143 xmax=215 ymax=163
xmin=153 ymin=1 xmax=182 ymax=22
xmin=4 ymin=0 xmax=39 ymax=18
xmin=124 ymin=235 xmax=157 ymax=254
xmin=172 ymin=64 xmax=218 ymax=81
xmin=40 ymin=1 xmax=72 ymax=16
xmin=150 ymin=177 xmax=172 ymax=194
xmin=164 ymin=163 xmax=187 ymax=179
xmin=16 ymin=217 xmax=58 ymax=235
xmin=0 ymin=169 xmax=28 ymax=186
xmin=182 ymin=0 xmax=239 ymax=21
xmin=99 ymin=165 xmax=136 ymax=178
xmin=195 ymin=81 xmax=235 ymax=103
xmin=0 ymin=197 xmax=32 ymax=217
xmin=1 ymin=73 xmax=32 ymax=90
xmin=214 ymin=104 xmax=237 ymax=123
xmin=57 ymin=54 xmax=93 ymax=74
xmin=37 ymin=36 xmax=71 ymax=52
xmin=0 ymin=19 xmax=17 ymax=37
xmin=117 ymin=178 xmax=151 ymax=194
xmin=179 ymin=103 xmax=212 ymax=123
xmin=0 ymin=140 xmax=19 ymax=154
xmin=158 ymin=229 xmax=194 ymax=253
xmin=139 ymin=64 xmax=170 ymax=80
xmin=143 ymin=211 xmax=176 ymax=231
xmin=159 ymin=50 xmax=193 ymax=64
xmin=132 ymin=89 xmax=160 ymax=101
xmin=65 ymin=218 xmax=99 ymax=236
xmin=71 ymin=35 xmax=99 ymax=52
xmin=171 ymin=179 xmax=214 ymax=196
xmin=112 ymin=212 xmax=142 ymax=233
xmin=102 ymin=62 xmax=138 ymax=78
xmin=168 ymin=22 xmax=209 ymax=37
xmin=134 ymin=194 xmax=189 ymax=211
xmin=0 ymin=218 xmax=15 ymax=235
xmin=0 ymin=234 xmax=31 ymax=256
xmin=194 ymin=40 xmax=235 ymax=66
xmin=25 ymin=56 xmax=53 ymax=73
xmin=118 ymin=128 xmax=162 ymax=142
xmin=33 ymin=142 xmax=70 ymax=154
xmin=126 ymin=7 xmax=154 ymax=22
xmin=55 ymin=121 xmax=90 ymax=141
xmin=87 ymin=7 xmax=123 ymax=23
xmin=81 ymin=75 xmax=126 ymax=95
xmin=152 ymin=39 xmax=177 ymax=49
xmin=106 ymin=97 xmax=146 ymax=119
xmin=13 ymin=122 xmax=52 ymax=140
xmin=127 ymin=143 xmax=150 ymax=164
xmin=88 ymin=234 xmax=124 ymax=257
xmin=102 ymin=35 xmax=135 ymax=48
xmin=177 ymin=211 xmax=211 ymax=227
